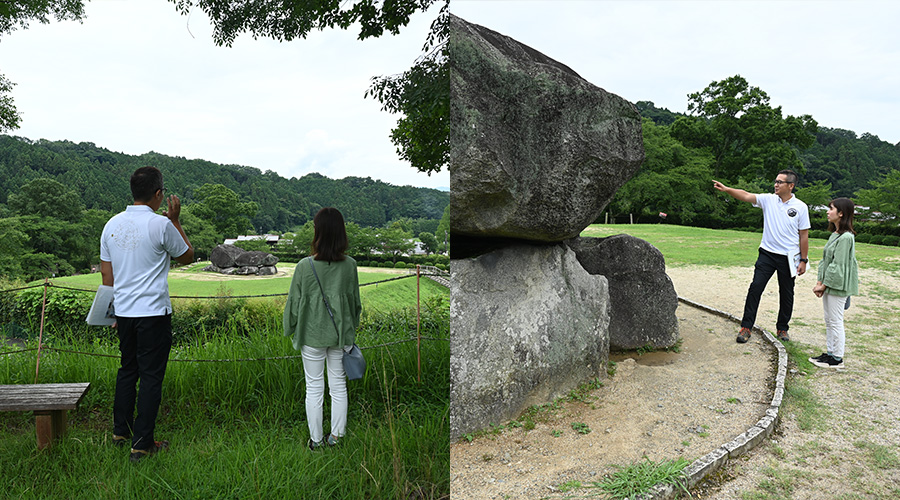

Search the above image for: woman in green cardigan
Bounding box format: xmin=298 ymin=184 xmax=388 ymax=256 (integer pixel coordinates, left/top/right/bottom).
xmin=284 ymin=207 xmax=362 ymax=449
xmin=810 ymin=198 xmax=859 ymax=368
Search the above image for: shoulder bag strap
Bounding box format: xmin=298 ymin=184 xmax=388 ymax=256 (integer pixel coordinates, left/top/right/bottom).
xmin=307 ymin=256 xmax=344 ymax=346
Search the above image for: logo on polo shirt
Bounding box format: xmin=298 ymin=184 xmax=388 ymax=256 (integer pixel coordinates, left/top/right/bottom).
xmin=112 ymin=220 xmax=141 ymax=251
xmin=787 ymin=208 xmax=798 ymax=217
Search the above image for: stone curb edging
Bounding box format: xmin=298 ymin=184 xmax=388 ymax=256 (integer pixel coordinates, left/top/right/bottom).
xmin=636 ymin=296 xmax=788 ymax=500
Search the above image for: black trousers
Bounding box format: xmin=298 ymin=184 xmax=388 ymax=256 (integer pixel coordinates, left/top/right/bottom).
xmin=741 ymin=248 xmax=795 ymax=332
xmin=113 ymin=314 xmax=172 ymax=451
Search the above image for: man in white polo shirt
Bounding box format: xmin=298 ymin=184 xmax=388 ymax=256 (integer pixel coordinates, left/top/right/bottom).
xmin=100 ymin=166 xmax=193 ymax=462
xmin=713 ymin=170 xmax=810 ymax=344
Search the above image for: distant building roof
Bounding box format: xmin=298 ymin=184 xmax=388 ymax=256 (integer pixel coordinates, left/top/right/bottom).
xmin=223 ymin=234 xmax=280 ymax=245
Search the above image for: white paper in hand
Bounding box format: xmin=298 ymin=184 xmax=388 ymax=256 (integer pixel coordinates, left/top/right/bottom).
xmin=86 ymin=285 xmax=116 ymax=325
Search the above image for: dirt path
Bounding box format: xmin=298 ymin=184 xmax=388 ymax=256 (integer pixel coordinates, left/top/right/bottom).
xmin=450 ymin=264 xmax=900 ymax=499
xmin=672 ymin=265 xmax=900 ymax=499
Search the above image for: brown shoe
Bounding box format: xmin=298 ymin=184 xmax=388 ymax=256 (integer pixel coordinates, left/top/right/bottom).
xmin=130 ymin=440 xmax=169 ymax=462
xmin=736 ymin=327 xmax=751 ymax=343
xmin=777 ymin=330 xmax=790 ymax=342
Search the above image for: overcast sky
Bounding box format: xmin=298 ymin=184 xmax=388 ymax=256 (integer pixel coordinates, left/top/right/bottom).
xmin=452 ymin=0 xmax=900 ymax=147
xmin=0 ymin=0 xmax=448 ymax=190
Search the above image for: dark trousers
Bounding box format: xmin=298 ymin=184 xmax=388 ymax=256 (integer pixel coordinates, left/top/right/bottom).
xmin=741 ymin=248 xmax=795 ymax=332
xmin=113 ymin=315 xmax=172 ymax=451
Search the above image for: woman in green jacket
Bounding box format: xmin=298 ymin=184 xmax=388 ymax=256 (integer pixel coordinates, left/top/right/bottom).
xmin=284 ymin=207 xmax=362 ymax=449
xmin=810 ymin=198 xmax=859 ymax=368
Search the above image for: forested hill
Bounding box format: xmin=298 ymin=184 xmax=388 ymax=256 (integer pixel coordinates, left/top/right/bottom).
xmin=636 ymin=101 xmax=900 ymax=198
xmin=0 ymin=135 xmax=448 ymax=232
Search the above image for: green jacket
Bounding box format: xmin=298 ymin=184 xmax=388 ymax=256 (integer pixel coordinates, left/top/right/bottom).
xmin=816 ymin=232 xmax=859 ymax=297
xmin=283 ymin=257 xmax=362 ymax=350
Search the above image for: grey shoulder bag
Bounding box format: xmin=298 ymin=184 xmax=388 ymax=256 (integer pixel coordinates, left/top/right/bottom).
xmin=307 ymin=257 xmax=366 ymax=380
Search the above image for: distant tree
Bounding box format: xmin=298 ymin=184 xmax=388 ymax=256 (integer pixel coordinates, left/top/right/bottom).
xmin=20 ymin=252 xmax=75 ymax=281
xmin=855 ymin=169 xmax=900 ymax=220
xmin=190 ymin=183 xmax=259 ymax=238
xmin=288 ymin=221 xmax=315 ymax=257
xmin=609 ymin=118 xmax=717 ymax=225
xmin=0 ymin=74 xmax=20 ymax=132
xmin=8 ymin=177 xmax=83 ymax=222
xmin=671 ymin=75 xmax=818 ymax=181
xmin=346 ymin=222 xmax=378 ymax=257
xmin=0 ymin=217 xmax=29 ymax=277
xmin=233 ymin=239 xmax=269 ymax=253
xmin=179 ymin=208 xmax=223 ymax=261
xmin=378 ymin=224 xmax=415 ymax=263
xmin=635 ymin=101 xmax=683 ymax=126
xmin=795 ymin=179 xmax=834 ymax=209
xmin=435 ymin=203 xmax=449 ymax=253
xmin=418 ymin=231 xmax=438 ymax=255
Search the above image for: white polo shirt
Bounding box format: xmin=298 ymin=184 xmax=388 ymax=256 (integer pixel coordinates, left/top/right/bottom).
xmin=100 ymin=205 xmax=190 ymax=317
xmin=754 ymin=193 xmax=810 ymax=273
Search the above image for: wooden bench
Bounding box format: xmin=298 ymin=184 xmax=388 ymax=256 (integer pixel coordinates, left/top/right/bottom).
xmin=0 ymin=383 xmax=91 ymax=449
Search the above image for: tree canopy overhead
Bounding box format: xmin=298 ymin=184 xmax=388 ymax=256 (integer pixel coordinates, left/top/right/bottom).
xmin=167 ymin=0 xmax=440 ymax=46
xmin=366 ymin=1 xmax=448 ymax=175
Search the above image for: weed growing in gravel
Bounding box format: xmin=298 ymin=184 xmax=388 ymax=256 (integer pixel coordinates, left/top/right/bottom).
xmin=590 ymin=456 xmax=691 ymax=499
xmin=557 ymin=480 xmax=582 ymax=492
xmin=571 ymin=422 xmax=591 ymax=434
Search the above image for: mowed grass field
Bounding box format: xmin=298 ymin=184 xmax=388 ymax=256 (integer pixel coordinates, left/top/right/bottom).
xmin=47 ymin=262 xmax=448 ymax=314
xmin=582 ymin=223 xmax=900 ymax=273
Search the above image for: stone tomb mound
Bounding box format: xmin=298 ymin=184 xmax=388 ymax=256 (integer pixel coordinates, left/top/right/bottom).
xmin=203 ymin=244 xmax=278 ymax=276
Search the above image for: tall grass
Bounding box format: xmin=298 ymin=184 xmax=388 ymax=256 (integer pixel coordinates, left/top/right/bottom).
xmin=0 ymin=298 xmax=449 ymax=499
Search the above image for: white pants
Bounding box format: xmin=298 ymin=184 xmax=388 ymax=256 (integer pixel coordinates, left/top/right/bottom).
xmin=300 ymin=345 xmax=348 ymax=442
xmin=822 ymin=293 xmax=846 ymax=359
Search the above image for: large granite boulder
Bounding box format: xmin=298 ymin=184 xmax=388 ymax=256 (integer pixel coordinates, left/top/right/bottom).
xmin=206 ymin=245 xmax=279 ymax=276
xmin=449 ymin=14 xmax=644 ymax=242
xmin=235 ymin=250 xmax=278 ymax=267
xmin=450 ymin=243 xmax=610 ymax=439
xmin=210 ymin=244 xmax=245 ymax=268
xmin=566 ymin=235 xmax=679 ymax=351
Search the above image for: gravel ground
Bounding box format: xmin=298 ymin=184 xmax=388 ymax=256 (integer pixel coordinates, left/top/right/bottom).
xmin=673 ymin=265 xmax=900 ymax=500
xmin=450 ymin=264 xmax=900 ymax=499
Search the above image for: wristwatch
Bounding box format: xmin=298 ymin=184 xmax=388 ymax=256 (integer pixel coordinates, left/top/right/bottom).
xmin=799 ymin=258 xmax=808 ymax=263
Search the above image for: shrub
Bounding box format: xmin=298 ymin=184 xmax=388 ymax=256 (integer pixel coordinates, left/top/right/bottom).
xmin=870 ymin=234 xmax=886 ymax=245
xmin=16 ymin=286 xmax=93 ymax=329
xmin=855 ymin=233 xmax=871 ymax=244
xmin=883 ymin=235 xmax=900 ymax=247
xmin=394 ymin=261 xmax=406 ymax=269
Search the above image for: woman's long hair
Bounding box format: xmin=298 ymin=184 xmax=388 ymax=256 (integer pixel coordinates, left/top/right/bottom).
xmin=312 ymin=207 xmax=348 ymax=261
xmin=828 ymin=197 xmax=856 ymax=235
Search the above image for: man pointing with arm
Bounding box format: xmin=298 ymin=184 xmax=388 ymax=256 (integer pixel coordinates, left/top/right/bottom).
xmin=713 ymin=170 xmax=810 ymax=344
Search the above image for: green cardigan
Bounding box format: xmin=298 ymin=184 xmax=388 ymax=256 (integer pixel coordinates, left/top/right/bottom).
xmin=816 ymin=232 xmax=859 ymax=297
xmin=283 ymin=257 xmax=362 ymax=350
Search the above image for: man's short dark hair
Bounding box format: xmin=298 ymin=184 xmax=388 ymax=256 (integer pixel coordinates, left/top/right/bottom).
xmin=778 ymin=169 xmax=799 ymax=186
xmin=131 ymin=166 xmax=163 ymax=202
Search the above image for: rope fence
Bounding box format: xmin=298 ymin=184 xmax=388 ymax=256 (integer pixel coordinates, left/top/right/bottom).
xmin=0 ymin=266 xmax=450 ymax=381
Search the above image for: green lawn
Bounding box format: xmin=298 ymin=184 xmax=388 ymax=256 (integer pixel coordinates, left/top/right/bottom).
xmin=44 ymin=262 xmax=447 ymax=314
xmin=582 ymin=224 xmax=900 ymax=272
